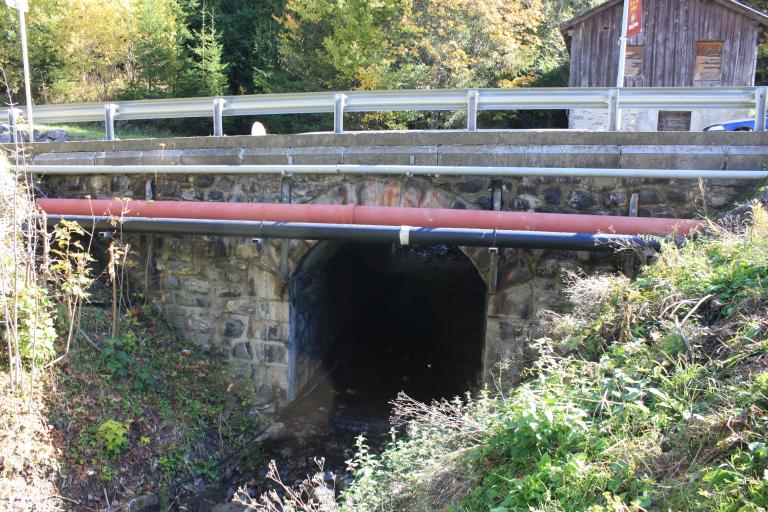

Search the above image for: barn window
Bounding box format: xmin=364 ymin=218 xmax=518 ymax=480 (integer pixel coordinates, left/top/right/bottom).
xmin=657 ymin=111 xmax=692 ymax=131
xmin=624 ymin=46 xmax=644 ymax=77
xmin=694 ymin=42 xmax=723 ymax=81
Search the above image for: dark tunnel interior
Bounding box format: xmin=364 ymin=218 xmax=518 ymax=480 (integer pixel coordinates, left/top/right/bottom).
xmin=289 ymin=242 xmax=487 ymax=424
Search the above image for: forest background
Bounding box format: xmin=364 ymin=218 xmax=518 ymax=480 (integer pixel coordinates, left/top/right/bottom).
xmin=1 ymin=0 xmax=767 ymax=133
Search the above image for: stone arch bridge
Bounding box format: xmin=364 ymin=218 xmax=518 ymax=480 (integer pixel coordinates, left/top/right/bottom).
xmin=24 ymin=130 xmax=768 ymax=411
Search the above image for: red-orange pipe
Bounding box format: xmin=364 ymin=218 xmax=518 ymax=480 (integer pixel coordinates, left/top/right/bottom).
xmin=36 ymin=198 xmax=702 ymax=236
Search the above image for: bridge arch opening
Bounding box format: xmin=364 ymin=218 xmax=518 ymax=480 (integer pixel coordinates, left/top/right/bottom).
xmin=288 ymin=241 xmax=486 ymax=420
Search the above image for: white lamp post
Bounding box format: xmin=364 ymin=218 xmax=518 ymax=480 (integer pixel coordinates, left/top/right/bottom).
xmin=5 ymin=0 xmax=34 ymax=137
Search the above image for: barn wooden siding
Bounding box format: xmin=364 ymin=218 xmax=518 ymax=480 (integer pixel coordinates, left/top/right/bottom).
xmin=566 ymin=0 xmax=763 ymax=87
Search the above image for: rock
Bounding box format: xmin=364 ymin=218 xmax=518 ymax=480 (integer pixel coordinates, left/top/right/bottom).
xmin=47 ymin=128 xmax=67 ymax=140
xmin=195 ymin=175 xmax=215 ymax=188
xmin=232 ymin=342 xmax=252 ymax=360
xmin=251 ymin=122 xmax=267 ymax=136
xmin=123 ymin=494 xmax=161 ymax=512
xmin=543 ymin=186 xmax=561 ymax=204
xmin=255 ymin=421 xmax=288 ymax=443
xmin=224 ymin=319 xmax=245 ymax=338
xmin=566 ymin=190 xmax=594 ymax=209
xmin=456 ymin=178 xmax=485 ymax=193
xmin=604 ymin=192 xmax=626 ymax=206
xmin=506 ymin=197 xmax=530 ymax=211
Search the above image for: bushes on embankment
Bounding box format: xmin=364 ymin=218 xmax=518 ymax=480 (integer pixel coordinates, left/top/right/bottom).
xmin=338 ymin=206 xmax=768 ymax=511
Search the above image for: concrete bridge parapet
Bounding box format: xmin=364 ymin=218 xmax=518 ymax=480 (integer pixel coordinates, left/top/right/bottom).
xmin=25 ymin=131 xmax=768 ymax=410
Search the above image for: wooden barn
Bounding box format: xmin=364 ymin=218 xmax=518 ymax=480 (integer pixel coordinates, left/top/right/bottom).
xmin=561 ymin=0 xmax=768 ymax=130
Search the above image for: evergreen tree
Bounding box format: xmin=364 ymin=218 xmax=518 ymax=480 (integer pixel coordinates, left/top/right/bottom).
xmin=129 ymin=0 xmax=186 ymax=99
xmin=182 ymin=8 xmax=228 ymax=97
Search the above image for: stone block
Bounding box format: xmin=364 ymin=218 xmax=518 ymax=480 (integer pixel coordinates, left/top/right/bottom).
xmin=174 ymin=294 xmax=209 ymax=307
xmin=289 ymin=147 xmax=344 ymax=165
xmin=455 ymin=178 xmax=487 ymax=194
xmin=33 ymin=151 xmax=97 ymax=165
xmin=255 ymin=342 xmax=287 ymax=364
xmin=140 ymin=149 xmax=183 ymax=165
xmin=110 ymin=175 xmax=134 ymax=194
xmin=603 ymin=191 xmax=626 ymax=207
xmin=488 ymin=284 xmax=532 ymax=319
xmin=437 ymin=145 xmax=524 ymax=166
xmin=85 ymin=175 xmax=110 ymax=195
xmin=343 ymin=146 xmax=437 ymax=165
xmin=223 ymin=317 xmax=246 ymax=338
xmin=232 ymin=342 xmax=253 ymax=360
xmin=523 ymin=145 xmax=619 ymax=168
xmin=242 ymin=147 xmax=291 ymax=165
xmin=95 ymin=151 xmax=144 ymax=165
xmin=180 ymin=148 xmax=242 ymax=165
xmin=664 ymin=188 xmax=690 ymax=203
xmin=566 ymin=190 xmax=595 ymax=209
xmin=265 ymin=366 xmax=289 ymax=397
xmin=620 ymin=145 xmax=725 ymax=170
xmin=637 ymin=188 xmax=663 ymax=204
xmin=356 ymin=179 xmax=402 ymax=207
xmin=482 ymin=317 xmax=529 ymax=381
xmin=165 ymin=275 xmax=181 ymax=290
xmin=249 ymin=269 xmax=286 ymax=301
xmin=256 ymin=300 xmax=289 ymax=323
xmin=235 ymin=242 xmax=261 ymax=259
xmin=725 ymin=146 xmax=768 ymax=171
xmin=184 ymin=278 xmax=210 ymax=295
xmin=543 ymin=186 xmax=561 ymax=204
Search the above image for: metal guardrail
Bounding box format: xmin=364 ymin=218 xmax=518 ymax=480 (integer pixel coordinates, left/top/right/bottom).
xmin=6 ymin=86 xmax=768 ymax=140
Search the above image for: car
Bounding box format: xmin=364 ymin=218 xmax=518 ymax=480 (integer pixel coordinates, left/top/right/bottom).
xmin=703 ymin=115 xmax=768 ymax=131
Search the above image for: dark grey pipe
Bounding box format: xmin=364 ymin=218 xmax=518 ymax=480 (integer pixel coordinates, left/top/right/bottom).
xmin=43 ymin=215 xmax=662 ymax=251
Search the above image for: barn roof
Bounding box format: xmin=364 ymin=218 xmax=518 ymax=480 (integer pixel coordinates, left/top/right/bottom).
xmin=561 ymin=0 xmax=768 ymax=50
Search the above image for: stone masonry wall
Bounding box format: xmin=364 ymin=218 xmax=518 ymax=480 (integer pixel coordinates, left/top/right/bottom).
xmin=27 ymin=131 xmax=768 ymax=411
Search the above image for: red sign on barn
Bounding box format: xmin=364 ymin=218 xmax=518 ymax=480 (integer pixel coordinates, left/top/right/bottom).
xmin=626 ymin=0 xmax=643 ymax=36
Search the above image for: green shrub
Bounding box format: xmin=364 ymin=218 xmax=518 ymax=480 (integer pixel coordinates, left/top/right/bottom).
xmin=97 ymin=420 xmax=128 ymax=457
xmin=9 ymin=285 xmax=58 ymax=364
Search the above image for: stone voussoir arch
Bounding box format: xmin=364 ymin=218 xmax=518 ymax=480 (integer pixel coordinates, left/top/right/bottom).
xmin=286 ymin=177 xmax=492 ymax=284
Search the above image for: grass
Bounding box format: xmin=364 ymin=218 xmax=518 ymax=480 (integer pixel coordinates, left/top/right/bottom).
xmin=334 ymin=205 xmax=768 ymax=512
xmin=39 ymin=122 xmax=175 ymax=141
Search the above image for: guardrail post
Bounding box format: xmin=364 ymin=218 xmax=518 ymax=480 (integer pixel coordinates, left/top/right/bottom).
xmin=212 ymin=98 xmax=226 ymax=137
xmin=7 ymin=108 xmax=18 ymax=144
xmin=104 ymin=104 xmax=118 ymax=141
xmin=467 ymin=89 xmax=479 ymax=131
xmin=607 ymin=88 xmax=620 ymax=131
xmin=755 ymin=86 xmax=767 ymax=132
xmin=333 ymin=93 xmax=346 ymax=134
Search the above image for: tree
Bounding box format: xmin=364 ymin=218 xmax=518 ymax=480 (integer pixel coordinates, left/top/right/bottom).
xmin=277 ymin=0 xmax=546 ymax=92
xmin=56 ymin=0 xmax=136 ymax=102
xmin=128 ymin=0 xmax=186 ymax=99
xmin=278 ymin=0 xmax=411 ymax=91
xmin=181 ymin=7 xmax=228 ymax=97
xmin=0 ymin=0 xmax=68 ymax=104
